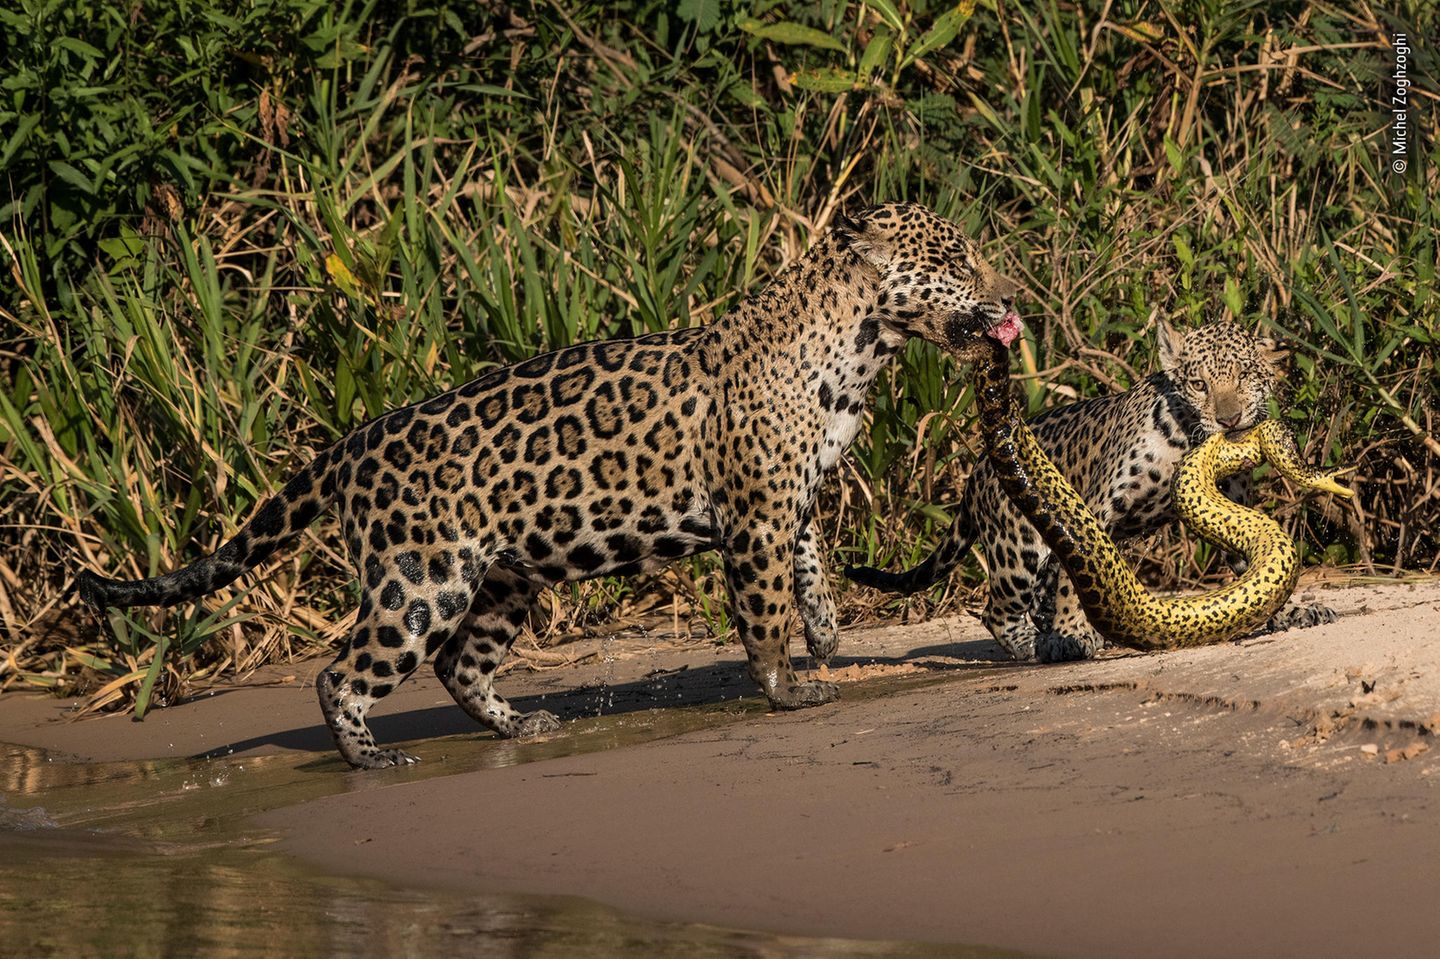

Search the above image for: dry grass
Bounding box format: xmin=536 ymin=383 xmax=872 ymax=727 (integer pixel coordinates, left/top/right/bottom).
xmin=1 ymin=0 xmax=1435 ymax=711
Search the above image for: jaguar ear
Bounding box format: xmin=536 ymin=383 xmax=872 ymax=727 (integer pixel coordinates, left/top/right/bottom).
xmin=833 ymin=207 xmax=891 ymax=270
xmin=1256 ymin=336 xmax=1291 ymax=376
xmin=1156 ymin=318 xmax=1186 ymax=372
xmin=831 ymin=209 xmax=865 ymax=238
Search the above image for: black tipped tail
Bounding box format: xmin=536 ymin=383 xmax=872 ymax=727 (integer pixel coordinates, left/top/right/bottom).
xmin=75 ymin=521 xmax=286 ymax=611
xmin=74 ymin=449 xmax=337 ymax=611
xmin=75 ymin=564 xmax=211 ymax=611
xmin=844 ymin=558 xmax=942 ymax=595
xmin=75 ymin=569 xmax=126 ymax=611
xmin=844 ymin=515 xmax=977 ymax=596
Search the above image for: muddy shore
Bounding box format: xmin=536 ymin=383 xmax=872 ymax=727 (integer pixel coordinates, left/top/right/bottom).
xmin=3 ymin=579 xmax=1438 ymax=957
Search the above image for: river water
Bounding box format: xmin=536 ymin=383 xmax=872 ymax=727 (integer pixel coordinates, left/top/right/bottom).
xmin=0 ymin=681 xmax=1028 ymax=958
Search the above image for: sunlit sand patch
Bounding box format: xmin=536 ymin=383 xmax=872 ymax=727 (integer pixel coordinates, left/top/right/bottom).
xmin=814 ymin=662 xmax=927 ymax=683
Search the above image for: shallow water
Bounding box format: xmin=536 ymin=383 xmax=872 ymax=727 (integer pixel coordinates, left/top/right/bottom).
xmin=0 ymin=675 xmax=1030 ymax=957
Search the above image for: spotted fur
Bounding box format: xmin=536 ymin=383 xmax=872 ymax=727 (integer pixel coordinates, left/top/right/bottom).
xmin=76 ymin=202 xmax=1019 ymax=769
xmin=848 ymin=320 xmax=1335 ymax=661
xmin=959 ymin=336 xmax=1352 ymax=655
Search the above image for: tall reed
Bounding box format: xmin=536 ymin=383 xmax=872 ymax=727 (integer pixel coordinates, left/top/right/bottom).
xmin=2 ymin=0 xmax=1435 ymax=710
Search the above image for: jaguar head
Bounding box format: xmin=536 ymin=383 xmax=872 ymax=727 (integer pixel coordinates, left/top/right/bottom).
xmin=1157 ymin=319 xmax=1288 ymax=438
xmin=835 ymin=202 xmax=1023 ymax=353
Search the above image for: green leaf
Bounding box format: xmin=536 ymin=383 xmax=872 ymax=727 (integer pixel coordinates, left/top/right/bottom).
xmin=789 ymin=67 xmax=858 ymax=92
xmin=726 ymin=80 xmax=767 ymax=109
xmin=862 ymin=0 xmax=904 ymax=31
xmin=99 ymin=232 xmax=145 ymax=262
xmin=106 ymin=610 xmax=136 ymax=659
xmin=1163 ymin=135 xmax=1183 ymax=174
xmin=55 ymin=36 xmax=106 ymax=60
xmin=676 ymin=0 xmax=722 ymax=34
xmin=47 ymin=160 xmax=94 ymax=193
xmin=452 ymin=84 xmax=531 ymax=99
xmin=1173 ymin=234 xmax=1194 ymax=268
xmin=859 ymin=29 xmax=894 ymax=77
xmin=374 ymin=212 xmax=404 ymax=276
xmin=1223 ymin=276 xmax=1243 ymax=316
xmin=902 ymin=4 xmax=974 ymax=68
xmin=134 ymin=632 xmax=168 ymax=720
xmin=1 ymin=114 xmax=40 ymax=166
xmin=739 ymin=20 xmax=846 ymax=53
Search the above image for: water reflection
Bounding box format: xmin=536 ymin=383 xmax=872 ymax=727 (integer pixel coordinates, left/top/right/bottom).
xmin=0 ymin=673 xmax=1030 ymax=957
xmin=2 ymin=827 xmax=1016 ymax=957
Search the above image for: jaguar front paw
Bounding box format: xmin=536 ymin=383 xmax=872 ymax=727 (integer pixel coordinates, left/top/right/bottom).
xmin=1035 ymin=631 xmax=1102 ymax=663
xmin=999 ymin=634 xmax=1038 ymax=662
xmin=517 ymin=710 xmax=563 ymax=737
xmin=350 ymin=747 xmax=421 ymax=770
xmin=1264 ymin=602 xmax=1338 ymax=633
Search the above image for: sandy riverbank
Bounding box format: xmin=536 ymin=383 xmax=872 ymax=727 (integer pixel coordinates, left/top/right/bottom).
xmin=3 ymin=579 xmax=1438 ymax=957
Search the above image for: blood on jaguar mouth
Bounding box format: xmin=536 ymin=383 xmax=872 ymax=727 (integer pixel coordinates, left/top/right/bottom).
xmin=985 ymin=311 xmax=1024 ymax=347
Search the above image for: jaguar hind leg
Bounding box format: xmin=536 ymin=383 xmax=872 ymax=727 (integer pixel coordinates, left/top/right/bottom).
xmin=319 ymin=548 xmax=489 ymax=769
xmin=981 ymin=577 xmax=1040 ymax=661
xmin=1033 ymin=559 xmax=1106 ymax=663
xmin=433 ymin=567 xmax=561 ymax=739
xmin=318 ymin=665 xmax=421 ymax=769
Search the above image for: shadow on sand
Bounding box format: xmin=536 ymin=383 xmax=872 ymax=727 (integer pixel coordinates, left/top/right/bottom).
xmin=192 ymin=634 xmax=1015 ymax=760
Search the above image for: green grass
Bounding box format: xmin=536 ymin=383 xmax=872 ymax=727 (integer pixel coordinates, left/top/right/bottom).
xmin=1 ymin=0 xmax=1436 ymax=710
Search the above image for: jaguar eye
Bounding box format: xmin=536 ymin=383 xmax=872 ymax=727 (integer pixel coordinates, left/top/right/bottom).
xmin=1188 ymin=378 xmax=1208 ymax=393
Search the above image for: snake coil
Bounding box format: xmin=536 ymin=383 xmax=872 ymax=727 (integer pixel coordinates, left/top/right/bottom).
xmin=967 ymin=338 xmax=1353 ymax=650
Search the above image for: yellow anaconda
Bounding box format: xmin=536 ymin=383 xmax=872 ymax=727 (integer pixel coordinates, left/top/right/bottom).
xmin=965 ymin=337 xmax=1353 ymax=650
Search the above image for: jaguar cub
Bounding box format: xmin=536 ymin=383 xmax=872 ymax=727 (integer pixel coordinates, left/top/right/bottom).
xmin=78 ymin=202 xmax=1022 ymax=769
xmin=847 ymin=319 xmax=1336 ymax=662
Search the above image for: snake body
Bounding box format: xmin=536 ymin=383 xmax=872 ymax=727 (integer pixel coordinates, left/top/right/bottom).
xmin=967 ymin=338 xmax=1353 ymax=650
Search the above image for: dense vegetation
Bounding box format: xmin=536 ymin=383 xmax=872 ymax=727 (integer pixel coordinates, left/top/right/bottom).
xmin=2 ymin=0 xmax=1435 ymax=712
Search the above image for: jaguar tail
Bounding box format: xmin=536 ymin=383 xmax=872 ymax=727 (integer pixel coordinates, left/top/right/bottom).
xmin=845 ymin=510 xmax=977 ymax=595
xmin=76 ymin=448 xmax=339 ymax=610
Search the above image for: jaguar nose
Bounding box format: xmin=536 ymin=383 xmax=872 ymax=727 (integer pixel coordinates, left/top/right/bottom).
xmin=1217 ymin=413 xmax=1242 ymax=430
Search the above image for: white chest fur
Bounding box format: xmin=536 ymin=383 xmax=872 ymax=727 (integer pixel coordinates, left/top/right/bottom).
xmin=816 ymin=325 xmax=906 ymax=473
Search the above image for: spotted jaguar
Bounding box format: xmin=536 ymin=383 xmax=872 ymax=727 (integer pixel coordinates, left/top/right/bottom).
xmin=78 ymin=202 xmax=1022 ymax=768
xmin=847 ymin=319 xmax=1336 ymax=662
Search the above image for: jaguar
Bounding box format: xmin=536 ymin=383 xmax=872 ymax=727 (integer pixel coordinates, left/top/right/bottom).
xmin=847 ymin=320 xmax=1336 ymax=661
xmin=78 ymin=202 xmax=1023 ymax=768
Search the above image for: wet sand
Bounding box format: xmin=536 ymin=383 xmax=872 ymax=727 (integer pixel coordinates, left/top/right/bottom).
xmin=4 ymin=579 xmax=1439 ymax=957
